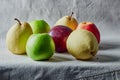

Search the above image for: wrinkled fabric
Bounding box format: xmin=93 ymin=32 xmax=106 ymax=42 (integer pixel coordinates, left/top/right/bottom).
xmin=0 ymin=0 xmax=120 ymax=80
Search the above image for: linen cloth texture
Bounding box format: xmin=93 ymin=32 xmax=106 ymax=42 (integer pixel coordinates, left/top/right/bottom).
xmin=0 ymin=0 xmax=120 ymax=80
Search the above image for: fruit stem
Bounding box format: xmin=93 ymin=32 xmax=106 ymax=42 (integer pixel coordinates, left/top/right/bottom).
xmin=91 ymin=52 xmax=94 ymax=56
xmin=82 ymin=22 xmax=87 ymax=24
xmin=14 ymin=18 xmax=21 ymax=25
xmin=70 ymin=12 xmax=74 ymax=18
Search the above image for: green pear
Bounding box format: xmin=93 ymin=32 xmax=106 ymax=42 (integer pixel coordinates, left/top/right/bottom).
xmin=26 ymin=33 xmax=55 ymax=61
xmin=55 ymin=12 xmax=78 ymax=30
xmin=67 ymin=29 xmax=98 ymax=60
xmin=6 ymin=18 xmax=33 ymax=54
xmin=30 ymin=20 xmax=50 ymax=34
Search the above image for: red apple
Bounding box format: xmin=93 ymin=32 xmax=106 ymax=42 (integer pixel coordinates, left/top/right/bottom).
xmin=49 ymin=25 xmax=72 ymax=53
xmin=76 ymin=22 xmax=100 ymax=43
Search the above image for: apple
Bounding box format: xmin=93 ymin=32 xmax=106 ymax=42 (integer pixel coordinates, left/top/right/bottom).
xmin=26 ymin=33 xmax=55 ymax=61
xmin=76 ymin=22 xmax=100 ymax=43
xmin=67 ymin=29 xmax=98 ymax=60
xmin=6 ymin=18 xmax=32 ymax=54
xmin=49 ymin=25 xmax=72 ymax=53
xmin=30 ymin=20 xmax=50 ymax=34
xmin=55 ymin=12 xmax=78 ymax=30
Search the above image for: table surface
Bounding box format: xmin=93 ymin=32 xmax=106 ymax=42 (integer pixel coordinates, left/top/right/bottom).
xmin=0 ymin=38 xmax=120 ymax=80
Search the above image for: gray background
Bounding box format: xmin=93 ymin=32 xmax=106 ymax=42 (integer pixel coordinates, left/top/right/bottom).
xmin=0 ymin=0 xmax=120 ymax=80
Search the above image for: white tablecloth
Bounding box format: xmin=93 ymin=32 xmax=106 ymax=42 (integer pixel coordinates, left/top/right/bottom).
xmin=0 ymin=0 xmax=120 ymax=80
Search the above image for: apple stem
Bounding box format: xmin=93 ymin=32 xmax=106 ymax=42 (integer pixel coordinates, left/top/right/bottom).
xmin=70 ymin=12 xmax=74 ymax=18
xmin=14 ymin=18 xmax=21 ymax=25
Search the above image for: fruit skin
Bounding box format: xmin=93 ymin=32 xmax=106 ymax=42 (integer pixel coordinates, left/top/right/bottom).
xmin=55 ymin=12 xmax=78 ymax=30
xmin=6 ymin=19 xmax=33 ymax=54
xmin=49 ymin=25 xmax=72 ymax=53
xmin=26 ymin=33 xmax=55 ymax=61
xmin=67 ymin=29 xmax=98 ymax=60
xmin=76 ymin=22 xmax=100 ymax=43
xmin=30 ymin=20 xmax=50 ymax=34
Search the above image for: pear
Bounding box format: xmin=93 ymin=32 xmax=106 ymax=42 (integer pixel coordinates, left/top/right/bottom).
xmin=6 ymin=18 xmax=33 ymax=54
xmin=55 ymin=12 xmax=78 ymax=30
xmin=67 ymin=29 xmax=98 ymax=60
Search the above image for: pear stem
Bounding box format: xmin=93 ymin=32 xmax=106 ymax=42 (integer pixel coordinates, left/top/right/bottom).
xmin=70 ymin=12 xmax=74 ymax=18
xmin=14 ymin=18 xmax=21 ymax=25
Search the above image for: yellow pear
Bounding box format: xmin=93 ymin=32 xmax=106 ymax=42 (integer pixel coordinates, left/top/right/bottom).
xmin=55 ymin=12 xmax=78 ymax=30
xmin=6 ymin=18 xmax=33 ymax=54
xmin=67 ymin=29 xmax=98 ymax=60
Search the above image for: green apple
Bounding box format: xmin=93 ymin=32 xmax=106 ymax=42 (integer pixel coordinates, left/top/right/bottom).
xmin=30 ymin=20 xmax=50 ymax=34
xmin=67 ymin=29 xmax=98 ymax=60
xmin=26 ymin=33 xmax=55 ymax=61
xmin=6 ymin=18 xmax=33 ymax=54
